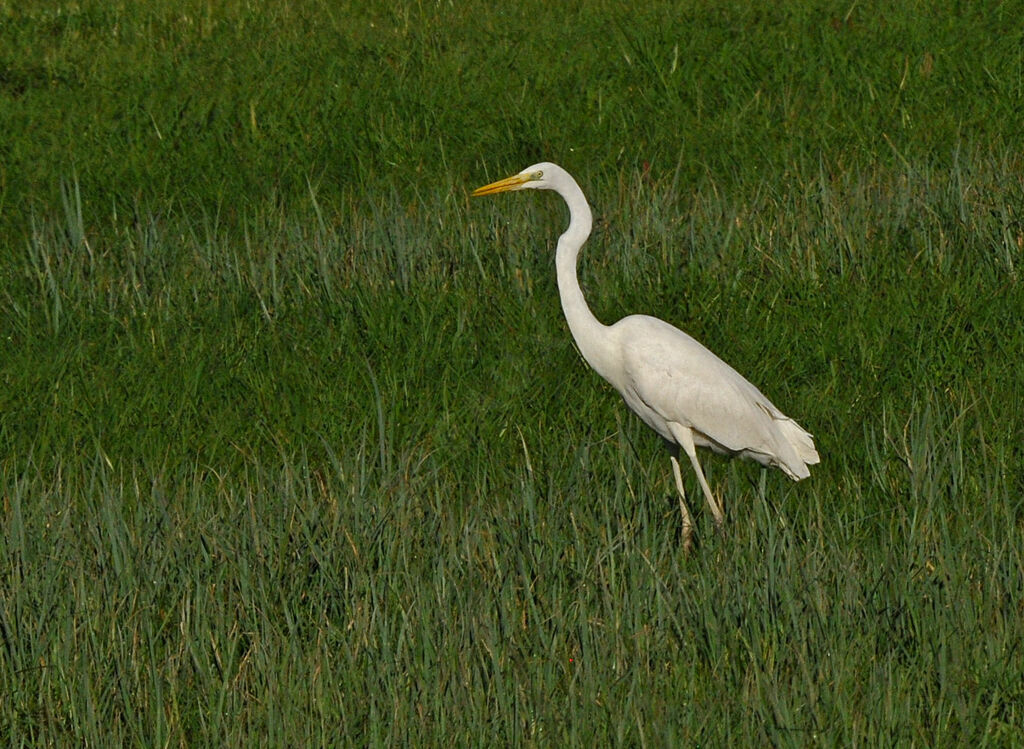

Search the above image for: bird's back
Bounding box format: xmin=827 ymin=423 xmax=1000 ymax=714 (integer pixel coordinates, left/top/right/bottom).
xmin=604 ymin=314 xmax=819 ymax=479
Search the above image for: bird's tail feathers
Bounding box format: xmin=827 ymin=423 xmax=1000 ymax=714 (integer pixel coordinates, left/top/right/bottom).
xmin=773 ymin=418 xmax=820 ymax=480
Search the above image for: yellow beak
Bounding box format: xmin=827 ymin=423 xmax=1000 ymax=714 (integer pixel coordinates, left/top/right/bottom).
xmin=472 ymin=172 xmax=531 ymax=197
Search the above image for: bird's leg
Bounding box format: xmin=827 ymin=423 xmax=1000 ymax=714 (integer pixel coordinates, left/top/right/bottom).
xmin=670 ymin=454 xmax=694 ymax=550
xmin=686 ymin=448 xmax=724 ymax=527
xmin=672 ymin=425 xmax=725 ymax=527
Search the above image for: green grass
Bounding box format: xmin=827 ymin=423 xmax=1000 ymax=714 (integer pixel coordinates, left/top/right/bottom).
xmin=2 ymin=0 xmax=1024 ymax=745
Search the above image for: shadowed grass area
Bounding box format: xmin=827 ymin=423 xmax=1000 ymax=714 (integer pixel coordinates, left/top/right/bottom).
xmin=2 ymin=0 xmax=1023 ymax=745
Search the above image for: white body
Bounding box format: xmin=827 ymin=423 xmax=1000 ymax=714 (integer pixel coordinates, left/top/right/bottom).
xmin=600 ymin=314 xmax=817 ymax=478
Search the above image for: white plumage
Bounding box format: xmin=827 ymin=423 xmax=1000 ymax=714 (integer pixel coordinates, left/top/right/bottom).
xmin=473 ymin=162 xmax=819 ymax=547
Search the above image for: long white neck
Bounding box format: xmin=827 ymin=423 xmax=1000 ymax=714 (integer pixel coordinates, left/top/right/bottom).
xmin=553 ymin=178 xmax=615 ymax=380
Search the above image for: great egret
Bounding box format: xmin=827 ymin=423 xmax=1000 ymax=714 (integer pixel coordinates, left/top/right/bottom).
xmin=473 ymin=162 xmax=819 ymax=547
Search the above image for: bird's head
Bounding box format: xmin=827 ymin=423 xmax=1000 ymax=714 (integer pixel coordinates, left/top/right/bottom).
xmin=472 ymin=162 xmax=565 ymax=196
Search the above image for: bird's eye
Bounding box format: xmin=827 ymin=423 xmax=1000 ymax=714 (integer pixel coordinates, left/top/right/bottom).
xmin=531 ymin=170 xmax=544 ymax=180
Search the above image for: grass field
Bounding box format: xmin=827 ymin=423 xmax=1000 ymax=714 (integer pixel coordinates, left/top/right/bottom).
xmin=2 ymin=0 xmax=1024 ymax=745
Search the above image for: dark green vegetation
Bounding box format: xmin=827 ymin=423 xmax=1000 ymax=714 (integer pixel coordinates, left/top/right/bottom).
xmin=2 ymin=0 xmax=1023 ymax=745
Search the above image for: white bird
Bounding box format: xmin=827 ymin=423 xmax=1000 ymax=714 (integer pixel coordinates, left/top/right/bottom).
xmin=473 ymin=162 xmax=819 ymax=547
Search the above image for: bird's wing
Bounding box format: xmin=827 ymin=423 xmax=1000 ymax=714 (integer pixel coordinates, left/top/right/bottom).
xmin=614 ymin=315 xmax=793 ymax=458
